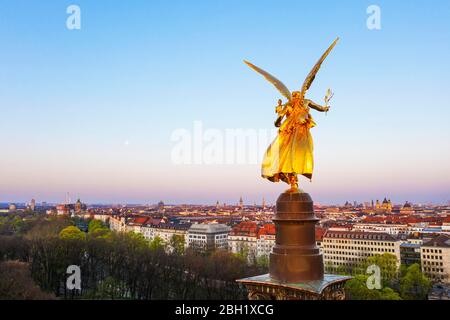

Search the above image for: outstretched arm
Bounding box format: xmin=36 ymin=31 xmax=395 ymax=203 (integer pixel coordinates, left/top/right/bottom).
xmin=306 ymin=99 xmax=330 ymax=112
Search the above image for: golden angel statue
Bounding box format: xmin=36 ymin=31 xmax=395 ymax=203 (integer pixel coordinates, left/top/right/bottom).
xmin=244 ymin=38 xmax=339 ymax=191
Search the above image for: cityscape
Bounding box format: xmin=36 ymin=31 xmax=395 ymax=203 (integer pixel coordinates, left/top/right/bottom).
xmin=1 ymin=0 xmax=449 ymax=314
xmin=1 ymin=194 xmax=449 ymax=300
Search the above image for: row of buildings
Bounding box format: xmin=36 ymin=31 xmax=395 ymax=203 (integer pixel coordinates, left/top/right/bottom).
xmin=46 ymin=197 xmax=450 ymax=287
xmin=6 ymin=195 xmax=449 ymax=286
xmin=107 ymin=216 xmax=277 ymax=260
xmin=108 ymin=215 xmax=231 ymax=252
xmin=106 ymin=213 xmax=450 ymax=284
xmin=321 ymin=230 xmax=450 ymax=283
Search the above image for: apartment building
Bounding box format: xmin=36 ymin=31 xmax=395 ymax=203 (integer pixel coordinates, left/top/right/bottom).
xmin=141 ymin=223 xmax=189 ymax=243
xmin=256 ymin=224 xmax=276 ymax=258
xmin=228 ymin=221 xmax=258 ymax=259
xmin=109 ymin=215 xmax=128 ymax=232
xmin=421 ymin=234 xmax=450 ymax=283
xmin=322 ymin=230 xmax=401 ymax=270
xmin=186 ymin=223 xmax=230 ymax=251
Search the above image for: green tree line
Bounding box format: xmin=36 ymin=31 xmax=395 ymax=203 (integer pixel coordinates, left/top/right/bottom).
xmin=0 ymin=215 xmax=266 ymax=299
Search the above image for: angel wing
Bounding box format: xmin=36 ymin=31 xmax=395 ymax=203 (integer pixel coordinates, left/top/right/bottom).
xmin=300 ymin=37 xmax=339 ymax=96
xmin=244 ymin=60 xmax=292 ymax=101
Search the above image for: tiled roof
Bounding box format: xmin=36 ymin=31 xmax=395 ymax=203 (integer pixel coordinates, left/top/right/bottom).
xmin=257 ymin=224 xmax=275 ymax=237
xmin=128 ymin=216 xmax=149 ymax=225
xmin=230 ymin=221 xmax=258 ymax=236
xmin=315 ymin=227 xmax=326 ymax=241
xmin=422 ymin=234 xmax=450 ymax=248
xmin=363 ymin=215 xmax=444 ymax=225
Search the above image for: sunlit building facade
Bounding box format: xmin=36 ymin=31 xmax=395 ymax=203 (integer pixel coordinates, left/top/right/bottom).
xmin=322 ymin=230 xmax=401 ymax=271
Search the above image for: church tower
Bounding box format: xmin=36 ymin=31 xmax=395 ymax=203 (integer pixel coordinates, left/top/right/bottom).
xmin=75 ymin=198 xmax=82 ymax=213
xmin=387 ymin=199 xmax=392 ymax=212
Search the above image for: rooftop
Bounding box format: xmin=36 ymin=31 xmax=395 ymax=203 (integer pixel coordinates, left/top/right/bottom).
xmin=127 ymin=216 xmax=149 ymax=225
xmin=188 ymin=223 xmax=231 ymax=234
xmin=422 ymin=234 xmax=450 ymax=248
xmin=324 ymin=230 xmax=398 ymax=241
xmin=143 ymin=223 xmax=190 ymax=231
xmin=258 ymin=224 xmax=276 ymax=237
xmin=400 ymin=243 xmax=421 ymax=248
xmin=230 ymin=221 xmax=258 ymax=236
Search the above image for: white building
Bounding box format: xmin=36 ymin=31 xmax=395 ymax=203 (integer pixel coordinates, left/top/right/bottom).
xmin=186 ymin=223 xmax=230 ymax=252
xmin=228 ymin=222 xmax=258 ymax=261
xmin=322 ymin=230 xmax=402 ymax=271
xmin=256 ymin=234 xmax=275 ymax=258
xmin=92 ymin=214 xmax=111 ymax=224
xmin=421 ymin=235 xmax=450 ymax=283
xmin=125 ymin=216 xmax=147 ymax=234
xmin=141 ymin=223 xmax=188 ymax=244
xmin=227 ymin=222 xmax=276 ymax=262
xmin=109 ymin=215 xmax=127 ymax=232
xmin=256 ymin=224 xmax=276 ymax=258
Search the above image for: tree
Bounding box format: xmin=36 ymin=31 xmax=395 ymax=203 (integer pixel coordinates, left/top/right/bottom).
xmin=0 ymin=217 xmax=15 ymax=235
xmin=87 ymin=220 xmax=111 ymax=239
xmin=169 ymin=234 xmax=185 ymax=255
xmin=25 ymin=216 xmax=72 ymax=239
xmin=91 ymin=276 xmax=125 ymax=300
xmin=89 ymin=227 xmax=111 ymax=239
xmin=59 ymin=226 xmax=85 ymax=240
xmin=235 ymin=244 xmax=250 ymax=263
xmin=256 ymin=255 xmax=269 ymax=269
xmin=149 ymin=236 xmax=166 ymax=251
xmin=345 ymin=275 xmax=378 ymax=300
xmin=0 ymin=260 xmax=55 ymax=299
xmin=344 ymin=275 xmax=401 ymax=300
xmin=379 ymin=287 xmax=402 ymax=300
xmin=399 ymin=263 xmax=431 ymax=300
xmin=365 ymin=253 xmax=399 ymax=285
xmin=88 ymin=220 xmax=104 ymax=233
xmin=1 ymin=220 xmax=265 ymax=300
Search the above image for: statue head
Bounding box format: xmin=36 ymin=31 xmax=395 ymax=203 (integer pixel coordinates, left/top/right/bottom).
xmin=291 ymin=91 xmax=304 ymax=100
xmin=291 ymin=91 xmax=304 ymax=106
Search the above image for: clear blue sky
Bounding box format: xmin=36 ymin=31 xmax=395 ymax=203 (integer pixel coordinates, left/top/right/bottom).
xmin=1 ymin=1 xmax=449 ymax=205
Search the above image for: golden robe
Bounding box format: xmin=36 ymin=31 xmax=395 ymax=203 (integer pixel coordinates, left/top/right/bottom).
xmin=261 ymin=103 xmax=316 ymax=183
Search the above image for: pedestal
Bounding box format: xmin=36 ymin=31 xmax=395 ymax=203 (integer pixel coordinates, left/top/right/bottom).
xmin=270 ymin=191 xmax=323 ymax=282
xmin=237 ymin=190 xmax=351 ymax=300
xmin=237 ymin=273 xmax=351 ymax=300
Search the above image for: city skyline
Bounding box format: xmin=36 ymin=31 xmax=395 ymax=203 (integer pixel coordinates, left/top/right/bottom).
xmin=0 ymin=195 xmax=448 ymax=207
xmin=1 ymin=1 xmax=450 ymax=204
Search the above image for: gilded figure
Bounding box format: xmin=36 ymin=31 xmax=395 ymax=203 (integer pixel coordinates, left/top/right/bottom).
xmin=244 ymin=38 xmax=339 ymax=191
